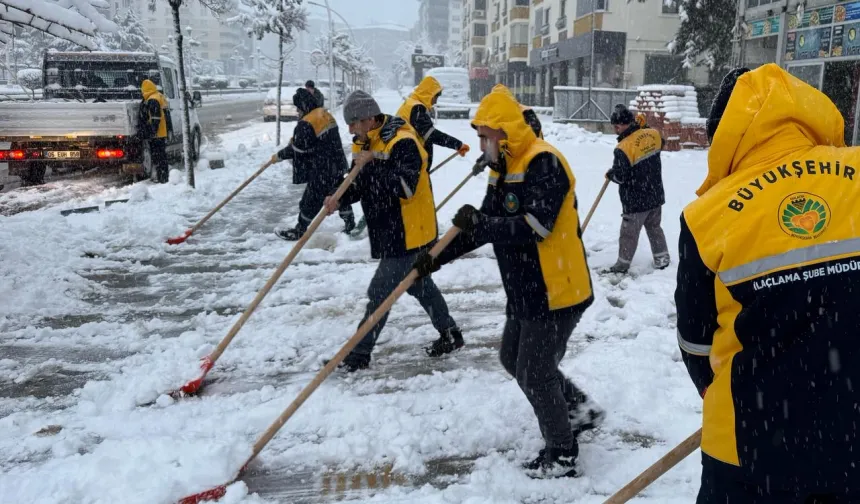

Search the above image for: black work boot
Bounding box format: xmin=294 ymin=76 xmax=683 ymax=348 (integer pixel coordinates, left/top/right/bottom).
xmin=424 ymin=327 xmax=464 ymax=357
xmin=275 ymin=226 xmax=305 ymax=241
xmin=341 ymin=214 xmax=356 ymax=234
xmin=335 ymin=352 xmax=370 ymax=373
xmin=569 ymin=396 xmax=606 ymax=437
xmin=523 ymin=444 xmax=579 ymax=478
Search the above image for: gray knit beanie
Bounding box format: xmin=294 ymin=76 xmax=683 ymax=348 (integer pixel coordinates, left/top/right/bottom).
xmin=343 ymin=90 xmax=381 ymax=124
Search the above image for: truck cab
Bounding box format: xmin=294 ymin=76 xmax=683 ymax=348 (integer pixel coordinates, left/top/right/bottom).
xmin=0 ymin=51 xmax=203 ymax=185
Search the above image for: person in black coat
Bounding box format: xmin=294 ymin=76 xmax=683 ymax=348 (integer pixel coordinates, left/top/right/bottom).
xmin=271 ymin=88 xmax=354 ymax=240
xmin=604 ymin=104 xmax=670 ymax=273
xmin=305 ymin=80 xmax=325 ymax=109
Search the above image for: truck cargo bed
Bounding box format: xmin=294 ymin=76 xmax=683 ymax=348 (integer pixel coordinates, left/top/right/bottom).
xmin=0 ymin=101 xmax=139 ymax=138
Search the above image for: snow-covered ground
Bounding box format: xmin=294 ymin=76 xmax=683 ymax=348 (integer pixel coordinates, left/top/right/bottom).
xmin=0 ymin=89 xmax=709 ymax=503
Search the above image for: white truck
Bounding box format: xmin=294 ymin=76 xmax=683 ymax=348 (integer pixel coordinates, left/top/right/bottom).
xmin=0 ymin=51 xmax=203 ymax=186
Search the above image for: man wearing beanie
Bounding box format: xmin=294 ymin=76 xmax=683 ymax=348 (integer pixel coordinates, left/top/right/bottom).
xmin=322 ymin=90 xmax=465 ymax=372
xmin=396 ymin=75 xmax=470 ymax=168
xmin=604 ymin=103 xmax=669 ymax=273
xmin=675 ymin=64 xmax=860 ymax=503
xmin=270 ymin=87 xmax=354 ymax=240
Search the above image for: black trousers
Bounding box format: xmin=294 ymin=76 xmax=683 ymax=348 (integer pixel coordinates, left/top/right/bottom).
xmin=499 ymin=308 xmax=588 ymax=450
xmin=296 ymin=178 xmax=353 ymax=231
xmin=697 ymin=453 xmax=860 ymax=504
xmin=149 ymin=138 xmax=169 ymax=184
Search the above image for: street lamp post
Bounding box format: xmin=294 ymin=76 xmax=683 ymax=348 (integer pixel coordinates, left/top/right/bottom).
xmin=306 ymin=0 xmax=356 ymax=107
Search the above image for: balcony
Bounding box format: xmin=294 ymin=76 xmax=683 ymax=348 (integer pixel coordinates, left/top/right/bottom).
xmin=532 ymin=35 xmax=542 ymax=48
xmin=555 ymin=15 xmax=567 ymax=29
xmin=509 ymin=43 xmax=528 ymax=59
xmin=472 ymin=36 xmax=487 ymax=46
xmin=539 ymin=23 xmax=550 ymax=35
xmin=510 ymin=6 xmax=529 ymax=20
xmin=492 ymin=21 xmax=500 ymax=31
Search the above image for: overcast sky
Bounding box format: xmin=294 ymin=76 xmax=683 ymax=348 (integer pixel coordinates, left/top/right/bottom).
xmin=308 ymin=0 xmax=420 ymax=28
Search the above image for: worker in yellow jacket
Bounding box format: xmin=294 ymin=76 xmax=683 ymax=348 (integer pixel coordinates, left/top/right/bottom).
xmin=676 ymin=63 xmax=860 ymax=503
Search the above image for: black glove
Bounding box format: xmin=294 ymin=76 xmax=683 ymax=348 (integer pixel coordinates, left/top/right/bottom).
xmin=471 ymin=154 xmax=489 ymax=176
xmin=452 ymin=204 xmax=483 ymax=232
xmin=413 ymin=250 xmax=441 ymax=278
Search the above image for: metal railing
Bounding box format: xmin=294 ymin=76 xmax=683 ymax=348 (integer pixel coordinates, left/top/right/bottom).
xmin=553 ymin=85 xmax=638 ymax=123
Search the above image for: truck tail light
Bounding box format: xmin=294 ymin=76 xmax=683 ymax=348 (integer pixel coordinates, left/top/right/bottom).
xmin=9 ymin=150 xmax=25 ymax=160
xmin=97 ymin=148 xmax=124 ymax=159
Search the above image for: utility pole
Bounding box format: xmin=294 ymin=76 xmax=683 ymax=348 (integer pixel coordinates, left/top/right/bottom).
xmin=324 ymin=0 xmax=336 ymax=109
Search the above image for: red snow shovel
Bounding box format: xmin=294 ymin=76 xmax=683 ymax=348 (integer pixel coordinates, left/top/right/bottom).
xmin=166 ymin=157 xmax=277 ymax=245
xmin=602 ymin=428 xmax=702 ymax=504
xmin=176 ymin=227 xmax=461 ymax=504
xmin=169 ymin=161 xmax=366 ymax=397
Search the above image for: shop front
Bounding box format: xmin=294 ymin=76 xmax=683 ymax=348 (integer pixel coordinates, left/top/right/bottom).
xmin=528 ymin=30 xmax=626 ymax=107
xmin=781 ymin=1 xmax=860 ymax=145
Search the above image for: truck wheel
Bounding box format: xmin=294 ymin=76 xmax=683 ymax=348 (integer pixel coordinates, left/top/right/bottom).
xmin=21 ymin=163 xmax=46 ymax=187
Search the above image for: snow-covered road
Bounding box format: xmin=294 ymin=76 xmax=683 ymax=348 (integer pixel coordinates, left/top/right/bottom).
xmin=0 ymin=89 xmax=710 ymax=503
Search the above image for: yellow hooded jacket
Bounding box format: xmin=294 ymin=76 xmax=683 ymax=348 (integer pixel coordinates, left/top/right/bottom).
xmin=397 ymin=76 xmax=443 ymax=140
xmin=447 ymin=85 xmax=592 ymax=318
xmin=490 ymin=83 xmax=543 ymax=139
xmin=141 ymin=79 xmax=169 ymax=139
xmin=675 ymin=64 xmax=860 ymax=488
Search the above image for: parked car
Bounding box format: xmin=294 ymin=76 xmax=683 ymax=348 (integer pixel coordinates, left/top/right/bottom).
xmin=263 ymin=87 xmax=299 ymax=122
xmin=426 ymin=67 xmax=471 ymax=119
xmin=0 ymin=51 xmax=203 ymax=185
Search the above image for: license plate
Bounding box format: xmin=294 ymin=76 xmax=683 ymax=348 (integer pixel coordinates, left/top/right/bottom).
xmin=46 ymin=151 xmax=81 ymax=159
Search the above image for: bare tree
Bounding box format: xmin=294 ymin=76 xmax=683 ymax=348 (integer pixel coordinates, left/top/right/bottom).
xmin=233 ymin=0 xmax=307 ymax=145
xmin=149 ymin=0 xmax=235 ymax=188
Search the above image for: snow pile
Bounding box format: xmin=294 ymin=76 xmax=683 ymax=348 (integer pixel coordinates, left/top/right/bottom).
xmin=0 ymin=88 xmax=711 ymax=504
xmin=629 ymin=85 xmax=703 ymax=123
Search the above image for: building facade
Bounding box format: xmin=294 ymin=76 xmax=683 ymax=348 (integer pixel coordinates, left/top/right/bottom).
xmin=526 ymin=0 xmax=705 ymax=106
xmin=461 ymin=0 xmax=493 ymax=99
xmin=736 ymin=0 xmax=860 ymax=145
xmin=420 ymin=0 xmax=454 ymax=50
xmin=486 ymin=0 xmax=535 ymax=102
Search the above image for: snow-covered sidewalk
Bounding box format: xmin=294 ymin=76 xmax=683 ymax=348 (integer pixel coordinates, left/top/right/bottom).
xmin=0 ymin=89 xmax=709 ymax=504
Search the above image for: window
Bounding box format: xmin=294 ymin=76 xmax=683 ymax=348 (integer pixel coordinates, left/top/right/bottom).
xmin=474 ymin=23 xmax=487 ymax=36
xmin=515 ymin=0 xmax=528 ymax=5
xmin=511 ymin=23 xmax=529 ymax=44
xmin=595 ymin=0 xmax=608 ymax=11
xmin=544 ymin=7 xmax=551 ymax=25
xmin=495 ymin=2 xmax=500 ymax=20
xmin=452 ymin=27 xmax=460 ymax=33
xmin=453 ymin=15 xmax=461 ymax=21
xmin=535 ymin=7 xmax=543 ymax=25
xmin=561 ymin=0 xmax=567 ymax=15
xmin=162 ymin=68 xmax=176 ymax=98
xmin=475 ymin=0 xmax=486 ymax=9
xmin=503 ymin=0 xmax=508 ymax=11
xmin=662 ymin=0 xmax=679 ymax=14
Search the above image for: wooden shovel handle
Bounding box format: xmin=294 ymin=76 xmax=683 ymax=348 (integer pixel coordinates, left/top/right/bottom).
xmin=582 ymin=178 xmax=611 ymax=233
xmin=246 ymin=227 xmax=462 ymax=463
xmin=602 ymin=428 xmax=702 ymax=504
xmin=207 ymin=162 xmax=364 ymax=364
xmin=189 ymin=158 xmax=275 ymax=235
xmin=428 ymin=151 xmax=460 ymax=175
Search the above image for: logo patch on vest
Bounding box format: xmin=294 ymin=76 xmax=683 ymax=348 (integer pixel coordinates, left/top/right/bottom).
xmin=779 ymin=192 xmax=830 ymax=240
xmin=504 ymin=193 xmax=519 ymax=213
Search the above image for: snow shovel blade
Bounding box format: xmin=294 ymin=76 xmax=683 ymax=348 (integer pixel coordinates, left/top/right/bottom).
xmin=176 ymin=485 xmax=227 ymax=504
xmin=171 ymin=356 xmax=214 ymax=398
xmin=167 ymin=229 xmax=193 ymax=245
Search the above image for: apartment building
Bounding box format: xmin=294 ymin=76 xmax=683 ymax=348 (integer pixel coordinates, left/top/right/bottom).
xmin=736 ymin=0 xmax=860 ymax=145
xmin=449 ymin=1 xmax=464 ymax=55
xmin=527 ymin=0 xmax=706 ymax=106
xmin=420 ymin=0 xmax=454 ymax=50
xmin=486 ymin=0 xmax=535 ymax=102
xmin=461 ymin=0 xmax=493 ymax=99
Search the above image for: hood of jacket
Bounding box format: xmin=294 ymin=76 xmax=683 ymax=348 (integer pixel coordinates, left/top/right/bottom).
xmin=141 ymin=79 xmax=158 ymax=100
xmin=471 ymin=84 xmax=537 ymax=158
xmin=293 ymin=87 xmax=319 ymax=115
xmin=410 ymin=76 xmax=443 ymax=109
xmin=701 ymin=63 xmax=845 ymax=196
xmin=491 ymin=83 xmax=530 ymax=113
